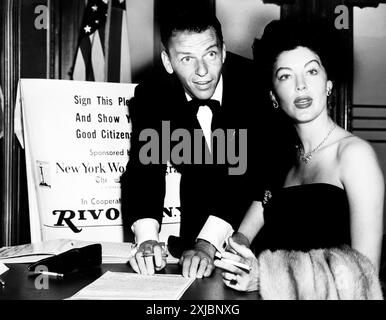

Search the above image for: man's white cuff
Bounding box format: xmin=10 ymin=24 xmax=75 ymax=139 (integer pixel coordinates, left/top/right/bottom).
xmin=196 ymin=215 xmax=234 ymax=253
xmin=131 ymin=218 xmax=160 ymax=245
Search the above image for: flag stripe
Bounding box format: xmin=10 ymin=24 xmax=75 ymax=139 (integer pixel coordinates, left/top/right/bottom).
xmin=79 ymin=37 xmax=95 ymax=81
xmin=98 ymin=23 xmax=106 ymax=54
xmin=72 ymin=49 xmax=86 ymax=80
xmin=107 ymin=7 xmax=123 ymax=82
xmin=120 ymin=10 xmax=131 ymax=83
xmin=91 ymin=32 xmax=105 ymax=81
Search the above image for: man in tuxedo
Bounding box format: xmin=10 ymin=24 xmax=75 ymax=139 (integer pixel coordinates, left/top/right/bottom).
xmin=121 ymin=7 xmax=277 ymax=278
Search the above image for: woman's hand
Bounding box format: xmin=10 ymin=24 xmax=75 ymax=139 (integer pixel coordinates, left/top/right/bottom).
xmin=229 ymin=232 xmax=250 ymax=249
xmin=214 ymin=238 xmax=259 ymax=292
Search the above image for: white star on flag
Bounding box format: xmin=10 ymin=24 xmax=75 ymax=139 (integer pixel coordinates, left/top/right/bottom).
xmin=72 ymin=0 xmax=132 ymax=83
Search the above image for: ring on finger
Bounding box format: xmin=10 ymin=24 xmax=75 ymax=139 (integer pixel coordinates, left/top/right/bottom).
xmin=230 ymin=273 xmax=239 ymax=284
xmin=230 ymin=274 xmax=238 ymax=285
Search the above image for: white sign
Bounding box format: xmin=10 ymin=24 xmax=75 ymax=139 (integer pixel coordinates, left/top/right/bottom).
xmin=15 ymin=79 xmax=180 ymax=243
xmin=15 ymin=79 xmax=134 ymax=242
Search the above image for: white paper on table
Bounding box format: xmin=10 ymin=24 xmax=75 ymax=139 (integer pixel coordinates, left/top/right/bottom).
xmin=68 ymin=271 xmax=195 ymax=300
xmin=0 ymin=239 xmax=179 ymax=264
xmin=0 ymin=239 xmax=135 ymax=264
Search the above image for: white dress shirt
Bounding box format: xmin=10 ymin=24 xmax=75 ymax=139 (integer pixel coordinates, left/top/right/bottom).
xmin=185 ymin=76 xmax=223 ymax=152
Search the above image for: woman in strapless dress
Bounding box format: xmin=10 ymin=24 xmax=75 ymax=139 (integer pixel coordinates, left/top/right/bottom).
xmin=215 ymin=20 xmax=384 ymax=295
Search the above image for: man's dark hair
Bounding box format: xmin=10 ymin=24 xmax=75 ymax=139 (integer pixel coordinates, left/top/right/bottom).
xmin=160 ymin=4 xmax=223 ymax=52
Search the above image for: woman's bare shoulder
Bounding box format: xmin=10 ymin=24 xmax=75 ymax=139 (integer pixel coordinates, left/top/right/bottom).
xmin=336 ymin=133 xmax=381 ymax=174
xmin=338 ymin=133 xmax=373 ymax=152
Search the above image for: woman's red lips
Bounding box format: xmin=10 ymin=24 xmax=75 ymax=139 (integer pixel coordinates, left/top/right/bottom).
xmin=294 ymin=96 xmax=313 ymax=108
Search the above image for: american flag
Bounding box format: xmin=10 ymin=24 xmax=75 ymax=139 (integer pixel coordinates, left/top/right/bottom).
xmin=71 ymin=0 xmax=131 ymax=83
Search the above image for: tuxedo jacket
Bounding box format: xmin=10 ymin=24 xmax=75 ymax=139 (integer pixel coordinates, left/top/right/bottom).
xmin=121 ymin=52 xmax=294 ymax=253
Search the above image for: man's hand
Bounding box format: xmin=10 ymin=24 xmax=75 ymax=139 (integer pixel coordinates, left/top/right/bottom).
xmin=129 ymin=240 xmax=166 ymax=275
xmin=180 ymin=240 xmax=216 ymax=278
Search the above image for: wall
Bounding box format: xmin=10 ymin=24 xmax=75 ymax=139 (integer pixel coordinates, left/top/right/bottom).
xmin=216 ymin=0 xmax=280 ymax=59
xmin=353 ymin=5 xmax=386 ymax=105
xmin=126 ymin=0 xmax=154 ymax=82
xmin=352 ymin=4 xmax=386 ymax=233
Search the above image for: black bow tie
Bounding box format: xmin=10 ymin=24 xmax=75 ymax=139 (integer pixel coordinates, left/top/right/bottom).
xmin=188 ymin=99 xmax=220 ymax=112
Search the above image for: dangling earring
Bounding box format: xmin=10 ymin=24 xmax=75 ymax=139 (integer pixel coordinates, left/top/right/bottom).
xmin=327 ymin=88 xmax=332 ymax=113
xmin=270 ymin=91 xmax=279 ymax=109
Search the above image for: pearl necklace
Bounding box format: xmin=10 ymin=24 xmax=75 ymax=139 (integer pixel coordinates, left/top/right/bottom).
xmin=299 ymin=123 xmax=337 ymax=164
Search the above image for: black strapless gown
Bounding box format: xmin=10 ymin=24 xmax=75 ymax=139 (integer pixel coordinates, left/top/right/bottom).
xmin=254 ymin=183 xmax=351 ymax=253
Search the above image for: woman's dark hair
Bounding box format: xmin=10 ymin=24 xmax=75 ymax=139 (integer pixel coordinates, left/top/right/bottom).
xmin=253 ymin=19 xmax=345 ymax=162
xmin=254 ymin=19 xmax=344 ymax=91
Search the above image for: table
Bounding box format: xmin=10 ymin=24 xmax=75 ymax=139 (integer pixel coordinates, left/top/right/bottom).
xmin=0 ymin=263 xmax=258 ymax=300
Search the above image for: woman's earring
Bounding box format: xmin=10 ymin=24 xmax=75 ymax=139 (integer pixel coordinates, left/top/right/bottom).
xmin=270 ymin=91 xmax=279 ymax=109
xmin=327 ymin=88 xmax=333 ymax=112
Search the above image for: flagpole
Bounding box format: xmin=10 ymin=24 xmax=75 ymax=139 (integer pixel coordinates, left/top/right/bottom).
xmin=104 ymin=0 xmax=113 ymax=82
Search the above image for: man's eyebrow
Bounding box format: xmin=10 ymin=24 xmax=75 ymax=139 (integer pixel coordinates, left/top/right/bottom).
xmin=205 ymin=44 xmax=219 ymax=51
xmin=175 ymin=50 xmax=193 ymax=55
